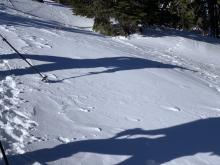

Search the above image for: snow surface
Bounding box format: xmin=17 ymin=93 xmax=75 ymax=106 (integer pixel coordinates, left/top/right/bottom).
xmin=0 ymin=0 xmax=220 ymax=165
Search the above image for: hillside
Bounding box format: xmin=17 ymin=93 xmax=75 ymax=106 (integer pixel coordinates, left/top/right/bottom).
xmin=1 ymin=0 xmax=220 ymax=165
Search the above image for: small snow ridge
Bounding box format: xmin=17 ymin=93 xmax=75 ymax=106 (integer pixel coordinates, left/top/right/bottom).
xmin=47 ymin=73 xmax=58 ymax=79
xmin=125 ymin=116 xmax=141 ymax=122
xmin=78 ymin=106 xmax=95 ymax=113
xmin=0 ymin=76 xmax=38 ymax=155
xmin=57 ymin=136 xmax=70 ymax=143
xmin=83 ymin=127 xmax=102 ymax=132
xmin=164 ymin=106 xmax=182 ymax=112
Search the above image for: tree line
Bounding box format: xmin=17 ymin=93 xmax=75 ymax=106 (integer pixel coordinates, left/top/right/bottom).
xmin=53 ymin=0 xmax=220 ymax=38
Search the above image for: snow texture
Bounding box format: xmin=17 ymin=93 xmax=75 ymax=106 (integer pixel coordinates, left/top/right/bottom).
xmin=0 ymin=0 xmax=220 ymax=165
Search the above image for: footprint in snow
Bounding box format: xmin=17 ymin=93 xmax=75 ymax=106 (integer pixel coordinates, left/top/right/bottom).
xmin=26 ymin=135 xmax=49 ymax=144
xmin=93 ymin=127 xmax=102 ymax=132
xmin=84 ymin=127 xmax=102 ymax=132
xmin=125 ymin=116 xmax=141 ymax=122
xmin=165 ymin=106 xmax=182 ymax=112
xmin=78 ymin=106 xmax=95 ymax=113
xmin=21 ymin=35 xmax=52 ymax=49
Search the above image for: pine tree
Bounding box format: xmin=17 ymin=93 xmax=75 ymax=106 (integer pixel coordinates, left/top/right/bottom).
xmin=71 ymin=0 xmax=95 ymax=18
xmin=191 ymin=0 xmax=209 ymax=35
xmin=67 ymin=0 xmax=219 ymax=37
xmin=112 ymin=0 xmax=159 ymax=35
xmin=207 ymin=0 xmax=219 ymax=37
xmin=92 ymin=0 xmax=114 ymax=35
xmin=168 ymin=0 xmax=195 ymax=29
xmin=193 ymin=0 xmax=219 ymax=37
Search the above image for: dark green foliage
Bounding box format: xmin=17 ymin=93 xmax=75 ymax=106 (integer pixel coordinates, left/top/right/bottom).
xmin=168 ymin=0 xmax=195 ymax=29
xmin=112 ymin=0 xmax=159 ymax=35
xmin=92 ymin=0 xmax=115 ymax=35
xmin=71 ymin=0 xmax=95 ymax=17
xmin=56 ymin=0 xmax=220 ymax=38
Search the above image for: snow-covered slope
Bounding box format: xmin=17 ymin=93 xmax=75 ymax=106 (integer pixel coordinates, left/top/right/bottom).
xmin=1 ymin=0 xmax=220 ymax=165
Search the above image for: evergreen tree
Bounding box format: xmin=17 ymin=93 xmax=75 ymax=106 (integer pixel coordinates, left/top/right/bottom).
xmin=207 ymin=0 xmax=219 ymax=37
xmin=71 ymin=0 xmax=95 ymax=17
xmin=57 ymin=0 xmax=220 ymax=37
xmin=169 ymin=0 xmax=195 ymax=29
xmin=92 ymin=0 xmax=114 ymax=35
xmin=193 ymin=0 xmax=209 ymax=34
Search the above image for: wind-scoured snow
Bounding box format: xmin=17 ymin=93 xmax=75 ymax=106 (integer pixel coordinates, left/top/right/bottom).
xmin=0 ymin=0 xmax=220 ymax=165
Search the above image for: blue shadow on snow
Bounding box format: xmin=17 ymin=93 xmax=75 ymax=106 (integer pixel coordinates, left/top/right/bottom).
xmin=0 ymin=54 xmax=190 ymax=81
xmin=5 ymin=117 xmax=220 ymax=165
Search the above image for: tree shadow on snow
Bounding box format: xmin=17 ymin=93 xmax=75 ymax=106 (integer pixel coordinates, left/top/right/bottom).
xmin=0 ymin=53 xmax=190 ymax=82
xmin=7 ymin=117 xmax=220 ymax=165
xmin=141 ymin=28 xmax=220 ymax=44
xmin=0 ymin=9 xmax=100 ymax=37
